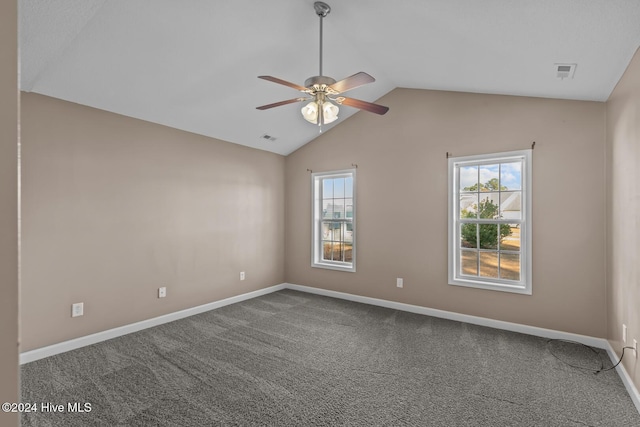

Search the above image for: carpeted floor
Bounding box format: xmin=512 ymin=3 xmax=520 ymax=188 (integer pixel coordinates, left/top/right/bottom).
xmin=20 ymin=289 xmax=640 ymax=426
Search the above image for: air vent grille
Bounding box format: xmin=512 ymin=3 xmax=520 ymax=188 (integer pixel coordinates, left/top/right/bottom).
xmin=555 ymin=63 xmax=577 ymax=79
xmin=260 ymin=134 xmax=277 ymax=142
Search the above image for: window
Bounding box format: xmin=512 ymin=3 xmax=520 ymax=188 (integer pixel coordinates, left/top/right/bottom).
xmin=448 ymin=150 xmax=532 ymax=294
xmin=312 ymin=169 xmax=356 ymax=272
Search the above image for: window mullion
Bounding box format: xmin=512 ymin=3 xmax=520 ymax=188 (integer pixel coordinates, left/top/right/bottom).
xmin=497 ymin=224 xmax=501 ymax=279
xmin=459 ymin=219 xmax=521 ymax=224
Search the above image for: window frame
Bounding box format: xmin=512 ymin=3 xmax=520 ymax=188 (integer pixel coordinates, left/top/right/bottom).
xmin=448 ymin=150 xmax=532 ymax=294
xmin=311 ymin=169 xmax=356 ymax=272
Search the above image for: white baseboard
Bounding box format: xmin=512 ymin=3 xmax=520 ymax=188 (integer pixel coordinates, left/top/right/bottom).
xmin=19 ymin=283 xmax=286 ymax=365
xmin=284 ymin=283 xmax=607 ymax=349
xmin=605 ymin=342 xmax=640 ymax=413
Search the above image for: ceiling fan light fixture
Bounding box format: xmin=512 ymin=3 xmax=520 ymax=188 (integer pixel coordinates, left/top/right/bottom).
xmin=322 ymin=101 xmax=339 ymax=124
xmin=301 ymin=101 xmax=319 ymax=124
xmin=301 ymin=100 xmax=339 ymax=125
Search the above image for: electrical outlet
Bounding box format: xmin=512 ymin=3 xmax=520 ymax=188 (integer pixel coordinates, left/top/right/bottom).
xmin=71 ymin=302 xmax=84 ymax=317
xmin=158 ymin=287 xmax=167 ymax=298
xmin=634 ymin=339 xmax=638 ymax=358
xmin=240 ymin=271 xmax=245 ymax=281
xmin=396 ymin=278 xmax=403 ymax=288
xmin=623 ymin=324 xmax=627 ymax=343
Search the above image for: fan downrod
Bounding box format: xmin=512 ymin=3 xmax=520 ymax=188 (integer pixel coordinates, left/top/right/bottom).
xmin=314 ymin=2 xmax=331 ymax=17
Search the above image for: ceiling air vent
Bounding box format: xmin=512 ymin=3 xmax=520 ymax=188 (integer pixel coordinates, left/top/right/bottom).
xmin=260 ymin=134 xmax=277 ymax=142
xmin=555 ymin=63 xmax=577 ymax=80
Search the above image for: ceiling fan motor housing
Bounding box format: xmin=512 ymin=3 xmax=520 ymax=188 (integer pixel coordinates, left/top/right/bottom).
xmin=304 ymin=75 xmax=336 ymax=88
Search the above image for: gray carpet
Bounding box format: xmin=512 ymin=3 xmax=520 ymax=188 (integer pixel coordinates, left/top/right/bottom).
xmin=20 ymin=289 xmax=640 ymax=426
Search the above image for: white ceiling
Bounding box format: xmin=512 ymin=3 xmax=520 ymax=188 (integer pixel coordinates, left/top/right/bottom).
xmin=19 ymin=0 xmax=640 ymax=156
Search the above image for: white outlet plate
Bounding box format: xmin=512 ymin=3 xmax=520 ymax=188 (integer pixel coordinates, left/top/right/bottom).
xmin=71 ymin=302 xmax=84 ymax=317
xmin=623 ymin=324 xmax=627 ymax=343
xmin=158 ymin=287 xmax=167 ymax=298
xmin=396 ymin=278 xmax=403 ymax=288
xmin=240 ymin=272 xmax=245 ymax=281
xmin=634 ymin=339 xmax=638 ymax=358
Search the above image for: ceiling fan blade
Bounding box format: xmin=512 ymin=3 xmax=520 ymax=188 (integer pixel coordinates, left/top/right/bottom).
xmin=258 ymin=76 xmax=310 ymax=92
xmin=335 ymin=97 xmax=389 ymax=115
xmin=256 ymin=98 xmax=308 ymax=110
xmin=329 ymin=72 xmax=375 ymax=93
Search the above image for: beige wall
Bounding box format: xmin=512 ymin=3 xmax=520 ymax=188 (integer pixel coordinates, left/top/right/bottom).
xmin=607 ymin=47 xmax=640 ymax=390
xmin=0 ymin=0 xmax=19 ymax=425
xmin=20 ymin=93 xmax=285 ymax=351
xmin=285 ymin=88 xmax=607 ymax=337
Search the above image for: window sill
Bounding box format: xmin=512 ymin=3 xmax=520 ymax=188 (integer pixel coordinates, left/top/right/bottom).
xmin=312 ymin=262 xmax=356 ymax=273
xmin=449 ymin=278 xmax=531 ymax=295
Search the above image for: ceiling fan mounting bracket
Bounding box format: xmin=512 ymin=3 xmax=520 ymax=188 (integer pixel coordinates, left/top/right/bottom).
xmin=314 ymin=2 xmax=331 ymax=17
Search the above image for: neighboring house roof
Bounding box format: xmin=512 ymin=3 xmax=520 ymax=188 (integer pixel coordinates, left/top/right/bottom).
xmin=460 ymin=192 xmax=521 ymax=219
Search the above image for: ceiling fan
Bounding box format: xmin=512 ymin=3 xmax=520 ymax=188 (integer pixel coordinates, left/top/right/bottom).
xmin=256 ymin=1 xmax=389 ymax=126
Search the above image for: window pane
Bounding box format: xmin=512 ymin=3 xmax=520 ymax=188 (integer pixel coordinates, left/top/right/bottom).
xmin=460 ymin=250 xmax=478 ymax=276
xmin=323 ymin=179 xmax=333 ymax=198
xmin=500 ymin=253 xmax=520 ymax=281
xmin=344 ymin=222 xmax=353 ymax=243
xmin=478 ymin=193 xmax=500 ymax=219
xmin=334 ymin=178 xmax=345 ymax=198
xmin=500 ymin=224 xmax=520 ymax=251
xmin=500 ymin=162 xmax=522 ymax=191
xmin=332 ymin=199 xmax=345 ymax=219
xmin=323 ymin=242 xmax=333 ymax=261
xmin=345 ymin=177 xmax=353 ymax=198
xmin=344 ymin=243 xmax=353 ymax=262
xmin=322 ymin=200 xmax=334 ymax=219
xmin=322 ymin=222 xmax=331 ymax=240
xmin=460 ymin=223 xmax=478 ymax=248
xmin=479 ymin=224 xmax=499 ymax=249
xmin=500 ymin=191 xmax=521 ymax=220
xmin=332 ymin=222 xmax=342 ymax=241
xmin=333 ymin=242 xmax=344 ymax=262
xmin=460 ymin=193 xmax=478 ymax=219
xmin=345 ymin=199 xmax=353 ymax=218
xmin=460 ymin=165 xmax=478 ymax=191
xmin=479 ymin=164 xmax=499 ymax=191
xmin=480 ymin=252 xmax=499 ymax=278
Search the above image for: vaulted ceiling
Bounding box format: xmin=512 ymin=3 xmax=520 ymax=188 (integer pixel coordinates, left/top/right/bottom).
xmin=19 ymin=0 xmax=640 ymax=155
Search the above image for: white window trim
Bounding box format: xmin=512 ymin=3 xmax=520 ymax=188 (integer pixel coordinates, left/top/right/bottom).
xmin=448 ymin=150 xmax=532 ymax=295
xmin=311 ymin=169 xmax=356 ymax=272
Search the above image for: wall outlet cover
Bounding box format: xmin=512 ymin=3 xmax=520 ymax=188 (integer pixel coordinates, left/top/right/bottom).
xmin=71 ymin=302 xmax=84 ymax=317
